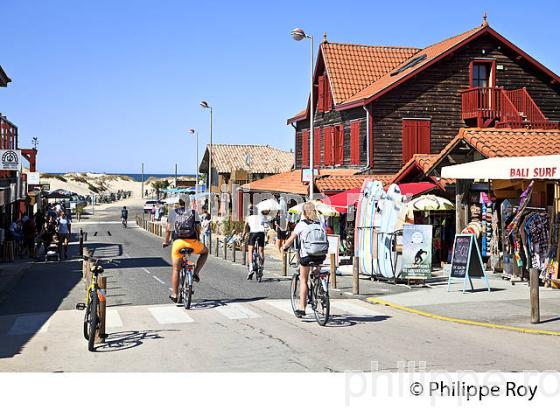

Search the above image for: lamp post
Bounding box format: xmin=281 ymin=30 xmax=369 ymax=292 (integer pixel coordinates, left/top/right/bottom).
xmin=200 ymin=101 xmax=213 ymax=215
xmin=188 ymin=128 xmax=199 ymax=197
xmin=291 ymin=27 xmax=315 ymax=200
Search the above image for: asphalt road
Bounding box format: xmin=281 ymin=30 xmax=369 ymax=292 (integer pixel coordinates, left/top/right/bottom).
xmin=1 ymin=203 xmax=560 ymax=372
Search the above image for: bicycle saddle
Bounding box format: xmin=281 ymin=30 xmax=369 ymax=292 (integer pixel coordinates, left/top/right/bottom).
xmin=179 ymin=248 xmax=194 ymax=255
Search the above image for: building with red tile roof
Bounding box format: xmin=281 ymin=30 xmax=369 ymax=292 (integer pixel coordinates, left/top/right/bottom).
xmin=288 ymin=19 xmax=560 ymax=177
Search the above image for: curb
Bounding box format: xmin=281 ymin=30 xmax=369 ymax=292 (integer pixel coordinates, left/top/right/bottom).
xmin=366 ymin=297 xmax=560 ymax=337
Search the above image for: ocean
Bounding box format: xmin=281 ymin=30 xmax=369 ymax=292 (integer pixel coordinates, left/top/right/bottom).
xmin=118 ymin=173 xmax=196 ymax=182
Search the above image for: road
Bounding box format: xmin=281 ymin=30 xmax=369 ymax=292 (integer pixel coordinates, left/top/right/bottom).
xmin=0 ymin=203 xmax=559 ymax=372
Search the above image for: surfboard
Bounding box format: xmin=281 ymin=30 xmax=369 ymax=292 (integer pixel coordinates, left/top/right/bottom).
xmin=355 ymin=179 xmax=373 ymax=274
xmin=367 ymin=181 xmax=385 ymax=276
xmin=379 ymin=184 xmax=402 ymax=278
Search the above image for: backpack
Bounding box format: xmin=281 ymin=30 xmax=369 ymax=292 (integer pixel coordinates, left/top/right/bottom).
xmin=174 ymin=208 xmax=197 ymax=239
xmin=301 ymin=220 xmax=329 ymax=257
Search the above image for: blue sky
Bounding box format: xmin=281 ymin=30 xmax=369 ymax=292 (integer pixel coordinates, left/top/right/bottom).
xmin=1 ymin=0 xmax=559 ymax=173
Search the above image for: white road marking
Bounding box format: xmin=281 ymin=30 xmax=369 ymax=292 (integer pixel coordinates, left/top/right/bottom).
xmin=148 ymin=306 xmax=194 ymax=324
xmin=152 ymin=275 xmax=165 ymax=285
xmin=142 ymin=268 xmax=151 ymax=274
xmin=215 ymin=303 xmax=260 ymax=320
xmin=7 ymin=314 xmax=52 ymax=336
xmin=266 ymin=300 xmax=295 ymax=315
xmin=105 ymin=310 xmax=124 ymax=328
xmin=333 ymin=301 xmax=383 ymax=317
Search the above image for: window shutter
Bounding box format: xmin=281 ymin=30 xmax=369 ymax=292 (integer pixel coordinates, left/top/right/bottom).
xmin=302 ymin=129 xmax=309 ymax=166
xmin=335 ymin=125 xmax=344 ymax=165
xmin=324 ymin=75 xmax=332 ymax=112
xmin=417 ymin=120 xmax=431 ymax=154
xmin=314 ymin=127 xmax=321 ymax=167
xmin=317 ymin=75 xmax=324 ymax=113
xmin=323 ymin=126 xmax=332 ymax=165
xmin=350 ymin=120 xmax=361 ymax=165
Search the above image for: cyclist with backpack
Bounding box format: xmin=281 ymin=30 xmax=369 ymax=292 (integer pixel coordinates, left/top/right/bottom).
xmin=282 ymin=202 xmax=329 ymax=318
xmin=162 ymin=195 xmax=208 ymax=303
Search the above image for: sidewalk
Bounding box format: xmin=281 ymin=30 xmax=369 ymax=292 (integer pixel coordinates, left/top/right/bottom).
xmin=0 ymin=261 xmax=34 ymax=304
xmin=365 ymin=272 xmax=560 ymax=334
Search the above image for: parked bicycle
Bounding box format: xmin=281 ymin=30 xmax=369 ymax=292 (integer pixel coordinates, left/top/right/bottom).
xmin=177 ymin=247 xmax=195 ymax=309
xmin=76 ymin=257 xmax=110 ymax=352
xmin=290 ymin=260 xmax=330 ymax=326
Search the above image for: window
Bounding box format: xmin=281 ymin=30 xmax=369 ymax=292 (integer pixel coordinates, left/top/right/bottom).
xmin=390 ymin=54 xmax=427 ymax=76
xmin=317 ymin=75 xmax=332 ymax=112
xmin=302 ymin=130 xmax=309 ymax=166
xmin=402 ymin=119 xmax=430 ymax=163
xmin=470 ymin=61 xmax=495 ymax=88
xmin=350 ymin=120 xmax=361 ymax=165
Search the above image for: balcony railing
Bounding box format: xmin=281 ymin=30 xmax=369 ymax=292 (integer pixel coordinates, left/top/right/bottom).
xmin=460 ymin=87 xmax=559 ymax=129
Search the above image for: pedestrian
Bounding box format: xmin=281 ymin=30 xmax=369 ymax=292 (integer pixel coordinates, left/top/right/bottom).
xmin=274 ymin=213 xmax=288 ymax=254
xmin=22 ymin=215 xmax=37 ymax=258
xmin=56 ymin=210 xmax=71 ymax=259
xmin=200 ymin=211 xmax=211 ymax=247
xmin=10 ymin=218 xmax=23 ymax=258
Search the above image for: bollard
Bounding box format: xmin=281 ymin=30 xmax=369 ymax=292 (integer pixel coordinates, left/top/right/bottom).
xmin=242 ymin=243 xmax=247 ymax=266
xmin=84 ymin=232 xmax=88 ymax=242
xmin=530 ymin=268 xmax=540 ymax=324
xmin=352 ymin=256 xmax=360 ymax=295
xmin=330 ymin=253 xmax=337 ymax=289
xmin=79 ymin=229 xmax=84 ymax=256
xmin=282 ymin=251 xmax=288 ymax=276
xmin=232 ymin=245 xmax=237 ymax=263
xmin=223 ymin=240 xmax=228 ymax=260
xmin=96 ymin=275 xmax=107 ymax=343
xmin=215 ymin=238 xmax=219 ymax=257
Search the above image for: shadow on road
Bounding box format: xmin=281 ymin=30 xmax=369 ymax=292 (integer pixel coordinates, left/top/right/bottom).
xmin=94 ymin=329 xmax=179 ymax=353
xmin=323 ymin=314 xmax=391 ymax=327
xmin=190 ymin=297 xmax=267 ymax=310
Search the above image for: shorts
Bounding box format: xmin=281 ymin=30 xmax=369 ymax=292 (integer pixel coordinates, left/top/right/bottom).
xmin=248 ymin=232 xmax=265 ymax=248
xmin=300 ymin=255 xmax=326 ymax=267
xmin=276 ymin=230 xmax=288 ymax=240
xmin=172 ymin=238 xmax=206 ymax=259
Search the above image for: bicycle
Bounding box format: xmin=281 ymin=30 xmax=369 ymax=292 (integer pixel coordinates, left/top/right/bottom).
xmin=249 ymin=245 xmax=263 ymax=282
xmin=76 ymin=257 xmax=109 ymax=352
xmin=290 ymin=260 xmax=330 ymax=326
xmin=176 ymin=247 xmax=195 ymax=309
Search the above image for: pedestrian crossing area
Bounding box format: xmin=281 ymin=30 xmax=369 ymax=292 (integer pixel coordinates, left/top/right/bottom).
xmin=0 ymin=299 xmax=386 ymax=337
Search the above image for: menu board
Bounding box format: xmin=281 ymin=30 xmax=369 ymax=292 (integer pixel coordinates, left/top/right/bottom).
xmin=448 ymin=234 xmax=490 ymax=292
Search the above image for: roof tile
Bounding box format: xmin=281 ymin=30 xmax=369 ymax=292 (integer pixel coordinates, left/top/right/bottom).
xmin=203 ymin=144 xmax=294 ymax=174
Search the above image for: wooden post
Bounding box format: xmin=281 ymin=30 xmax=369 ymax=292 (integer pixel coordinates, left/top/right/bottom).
xmin=215 ymin=238 xmax=219 ymax=257
xmin=330 ymin=253 xmax=337 ymax=289
xmin=96 ymin=275 xmax=107 ymax=343
xmin=352 ymin=256 xmax=360 ymax=295
xmin=282 ymin=251 xmax=288 ymax=276
xmin=242 ymin=243 xmax=247 ymax=266
xmin=232 ymin=244 xmax=236 ymax=263
xmin=223 ymin=239 xmax=228 ymax=260
xmin=79 ymin=229 xmax=84 ymax=256
xmin=530 ymin=268 xmax=540 ymax=324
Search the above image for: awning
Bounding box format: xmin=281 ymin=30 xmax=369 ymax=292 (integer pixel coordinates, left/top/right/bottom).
xmin=326 ymin=187 xmax=361 ymax=213
xmin=441 ymin=155 xmax=560 ymax=180
xmin=398 ymin=182 xmax=437 ymax=196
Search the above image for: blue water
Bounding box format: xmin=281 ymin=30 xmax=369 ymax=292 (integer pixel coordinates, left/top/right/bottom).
xmin=117 ymin=173 xmax=196 ymax=182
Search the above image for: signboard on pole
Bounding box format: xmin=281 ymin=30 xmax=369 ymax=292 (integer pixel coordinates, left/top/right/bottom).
xmin=27 ymin=172 xmax=40 ymax=185
xmin=0 ymin=150 xmax=22 ymax=171
xmin=327 ymin=234 xmax=340 ymax=266
xmin=402 ymin=224 xmax=432 ymax=279
xmin=301 ymin=168 xmax=319 ymax=183
xmin=448 ymin=234 xmax=491 ymax=292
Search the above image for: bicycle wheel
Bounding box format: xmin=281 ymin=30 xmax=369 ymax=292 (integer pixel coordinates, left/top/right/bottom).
xmin=177 ymin=268 xmax=184 ymax=304
xmin=312 ymin=277 xmax=330 ymax=326
xmin=183 ymin=268 xmax=193 ymax=310
xmin=290 ymin=273 xmax=300 ymax=316
xmin=83 ymin=295 xmax=92 ymax=340
xmin=87 ymin=290 xmax=99 ymax=351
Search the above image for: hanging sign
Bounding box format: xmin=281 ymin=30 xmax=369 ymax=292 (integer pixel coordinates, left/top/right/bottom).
xmin=448 ymin=234 xmax=491 ymax=292
xmin=402 ymin=224 xmax=432 ymax=279
xmin=327 ymin=234 xmax=340 ymax=266
xmin=0 ymin=150 xmax=22 ymax=171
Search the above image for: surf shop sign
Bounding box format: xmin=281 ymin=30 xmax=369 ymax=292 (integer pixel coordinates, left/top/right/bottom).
xmin=448 ymin=234 xmax=491 ymax=293
xmin=402 ymin=224 xmax=432 ymax=279
xmin=510 ymin=166 xmax=557 ymax=179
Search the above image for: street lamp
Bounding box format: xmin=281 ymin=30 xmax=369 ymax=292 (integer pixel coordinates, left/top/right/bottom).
xmin=291 ymin=27 xmax=315 ymax=200
xmin=200 ymin=101 xmax=213 ymax=216
xmin=188 ymin=128 xmax=199 ymax=198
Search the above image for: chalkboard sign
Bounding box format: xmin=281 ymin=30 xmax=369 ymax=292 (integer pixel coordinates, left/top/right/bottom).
xmin=448 ymin=234 xmax=490 ymax=293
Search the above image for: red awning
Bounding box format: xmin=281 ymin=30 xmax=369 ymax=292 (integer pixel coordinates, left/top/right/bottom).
xmin=326 ymin=187 xmax=362 ymax=213
xmin=398 ymin=182 xmax=437 ymax=196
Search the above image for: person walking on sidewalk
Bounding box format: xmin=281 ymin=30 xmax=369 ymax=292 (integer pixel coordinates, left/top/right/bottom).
xmin=56 ymin=210 xmax=71 ymax=259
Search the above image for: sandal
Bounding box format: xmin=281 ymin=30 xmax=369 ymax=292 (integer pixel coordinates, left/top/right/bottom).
xmin=294 ymin=309 xmax=305 ymax=318
xmin=168 ymin=295 xmax=178 ymax=303
xmin=193 ymin=273 xmax=200 ymax=283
